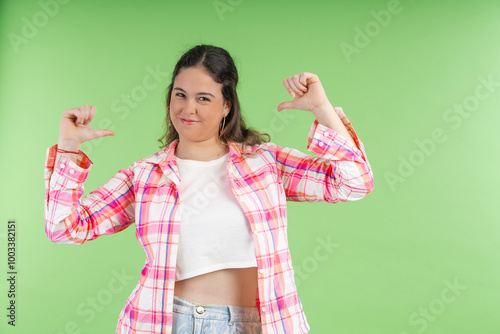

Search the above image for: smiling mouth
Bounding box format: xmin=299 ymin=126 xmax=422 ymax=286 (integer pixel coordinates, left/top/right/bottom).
xmin=180 ymin=118 xmax=199 ymax=125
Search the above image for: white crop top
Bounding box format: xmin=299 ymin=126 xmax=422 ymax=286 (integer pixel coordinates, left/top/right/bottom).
xmin=174 ymin=153 xmax=257 ymax=281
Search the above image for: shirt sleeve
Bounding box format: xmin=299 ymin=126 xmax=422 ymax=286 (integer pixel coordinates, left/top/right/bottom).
xmin=44 ymin=144 xmax=136 ymax=245
xmin=274 ymin=106 xmax=374 ymax=203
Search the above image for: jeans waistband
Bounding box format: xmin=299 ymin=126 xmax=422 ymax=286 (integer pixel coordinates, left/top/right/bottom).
xmin=173 ymin=295 xmax=261 ymax=322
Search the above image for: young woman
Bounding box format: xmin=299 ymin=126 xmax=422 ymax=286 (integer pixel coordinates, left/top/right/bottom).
xmin=44 ymin=45 xmax=374 ymax=334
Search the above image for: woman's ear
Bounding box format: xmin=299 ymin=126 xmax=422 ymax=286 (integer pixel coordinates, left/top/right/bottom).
xmin=223 ymin=101 xmax=232 ymax=117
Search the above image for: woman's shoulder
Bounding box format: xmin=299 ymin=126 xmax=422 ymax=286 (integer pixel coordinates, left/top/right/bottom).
xmin=231 ymin=141 xmax=277 ymax=157
xmin=234 ymin=141 xmax=303 ymax=162
xmin=238 ymin=141 xmax=302 ymax=155
xmin=138 ymin=149 xmax=170 ymax=164
xmin=124 ymin=146 xmax=173 ymax=171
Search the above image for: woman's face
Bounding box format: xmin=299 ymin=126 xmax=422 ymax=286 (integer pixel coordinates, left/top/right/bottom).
xmin=169 ymin=66 xmax=231 ymax=145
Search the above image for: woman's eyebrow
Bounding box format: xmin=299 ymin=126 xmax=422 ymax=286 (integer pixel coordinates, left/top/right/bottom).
xmin=173 ymin=87 xmax=215 ymax=97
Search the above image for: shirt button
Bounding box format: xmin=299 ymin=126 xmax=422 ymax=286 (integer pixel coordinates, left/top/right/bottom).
xmin=262 ymin=307 xmax=266 ymax=312
xmin=253 ymin=230 xmax=258 ymax=235
xmin=59 ymin=163 xmax=65 ymax=169
xmin=259 ymin=269 xmax=264 ymax=274
xmin=318 ymin=142 xmax=324 ymax=147
xmin=196 ymin=306 xmax=205 ymax=314
xmin=323 ymin=131 xmax=329 ymax=137
xmin=69 ymin=169 xmax=75 ymax=175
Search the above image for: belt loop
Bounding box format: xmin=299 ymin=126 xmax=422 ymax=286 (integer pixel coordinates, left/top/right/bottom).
xmin=227 ymin=305 xmax=234 ymax=326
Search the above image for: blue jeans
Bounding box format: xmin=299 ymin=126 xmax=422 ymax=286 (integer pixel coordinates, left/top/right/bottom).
xmin=172 ymin=295 xmax=262 ymax=334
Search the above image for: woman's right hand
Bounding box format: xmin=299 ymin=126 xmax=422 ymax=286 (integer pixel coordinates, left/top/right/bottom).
xmin=58 ymin=105 xmax=115 ymax=151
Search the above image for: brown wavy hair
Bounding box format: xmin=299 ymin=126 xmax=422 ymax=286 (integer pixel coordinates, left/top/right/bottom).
xmin=158 ymin=44 xmax=270 ymax=149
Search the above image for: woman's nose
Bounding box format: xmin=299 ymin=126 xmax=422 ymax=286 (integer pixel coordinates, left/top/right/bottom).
xmin=184 ymin=99 xmax=196 ymax=114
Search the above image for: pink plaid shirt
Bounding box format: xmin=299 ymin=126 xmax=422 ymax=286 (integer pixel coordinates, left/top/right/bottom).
xmin=44 ymin=107 xmax=374 ymax=333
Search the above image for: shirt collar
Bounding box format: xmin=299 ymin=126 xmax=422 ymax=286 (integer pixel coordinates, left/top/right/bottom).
xmin=143 ymin=140 xmax=246 ymax=167
xmin=140 ymin=140 xmax=254 ymax=185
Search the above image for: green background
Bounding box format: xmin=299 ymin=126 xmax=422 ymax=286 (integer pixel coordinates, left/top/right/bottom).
xmin=1 ymin=0 xmax=499 ymax=333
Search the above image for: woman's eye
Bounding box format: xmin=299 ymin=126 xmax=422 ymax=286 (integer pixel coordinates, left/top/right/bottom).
xmin=200 ymin=97 xmax=210 ymax=102
xmin=175 ymin=93 xmax=185 ymax=97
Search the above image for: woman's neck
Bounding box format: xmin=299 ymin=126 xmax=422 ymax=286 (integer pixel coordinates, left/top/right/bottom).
xmin=174 ymin=139 xmax=229 ymax=161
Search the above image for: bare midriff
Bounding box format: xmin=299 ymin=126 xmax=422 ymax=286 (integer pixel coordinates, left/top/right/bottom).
xmin=174 ymin=267 xmax=258 ymax=308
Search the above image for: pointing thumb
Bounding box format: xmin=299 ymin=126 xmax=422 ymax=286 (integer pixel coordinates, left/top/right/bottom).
xmin=94 ymin=129 xmax=115 ymax=138
xmin=277 ymin=101 xmax=294 ymax=112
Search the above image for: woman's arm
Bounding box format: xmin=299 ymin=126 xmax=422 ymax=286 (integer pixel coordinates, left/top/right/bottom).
xmin=273 ymin=108 xmax=373 ymax=203
xmin=44 ymin=146 xmax=136 ymax=244
xmin=274 ymin=73 xmax=374 ymax=202
xmin=44 ymin=105 xmax=134 ymax=245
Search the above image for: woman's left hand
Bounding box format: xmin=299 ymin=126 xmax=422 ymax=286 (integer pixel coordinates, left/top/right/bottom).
xmin=277 ymin=72 xmax=331 ymax=114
